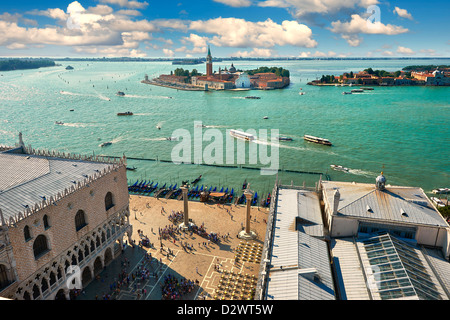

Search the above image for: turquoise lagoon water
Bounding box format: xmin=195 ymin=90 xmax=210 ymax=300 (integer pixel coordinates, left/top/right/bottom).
xmin=0 ymin=59 xmax=449 ymax=197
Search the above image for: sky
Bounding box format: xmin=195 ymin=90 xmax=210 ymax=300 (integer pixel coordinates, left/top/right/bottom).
xmin=0 ymin=0 xmax=449 ymax=58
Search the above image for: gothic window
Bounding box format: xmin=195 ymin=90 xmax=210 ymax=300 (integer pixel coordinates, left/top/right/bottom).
xmin=41 ymin=277 xmax=49 ymax=293
xmin=49 ymin=272 xmax=56 ymax=287
xmin=75 ymin=210 xmax=87 ymax=231
xmin=43 ymin=215 xmax=50 ymax=229
xmin=32 ymin=284 xmax=40 ymax=300
xmin=33 ymin=235 xmax=49 ymax=259
xmin=105 ymin=192 xmax=114 ymax=211
xmin=0 ymin=264 xmax=11 ymax=290
xmin=24 ymin=225 xmax=32 ymax=242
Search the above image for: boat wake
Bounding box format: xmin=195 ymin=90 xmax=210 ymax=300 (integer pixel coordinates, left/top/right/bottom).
xmin=347 ymin=168 xmax=375 ymax=177
xmin=60 ymin=122 xmax=89 ymax=128
xmin=141 ymin=137 xmax=167 ymax=141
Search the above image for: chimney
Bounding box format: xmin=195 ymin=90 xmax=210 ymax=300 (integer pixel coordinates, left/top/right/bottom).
xmin=333 ymin=189 xmax=340 ymax=215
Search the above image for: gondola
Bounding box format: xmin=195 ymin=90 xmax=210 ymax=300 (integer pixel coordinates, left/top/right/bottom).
xmin=191 ymin=175 xmax=202 ymax=185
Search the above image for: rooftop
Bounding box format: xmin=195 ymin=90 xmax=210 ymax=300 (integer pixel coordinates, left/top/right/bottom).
xmin=265 ymin=187 xmax=335 ymax=300
xmin=321 ymin=180 xmax=448 ymax=228
xmin=0 ymin=146 xmax=124 ymax=226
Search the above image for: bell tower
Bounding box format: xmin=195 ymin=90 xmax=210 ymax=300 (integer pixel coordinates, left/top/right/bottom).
xmin=206 ymin=45 xmax=213 ymax=77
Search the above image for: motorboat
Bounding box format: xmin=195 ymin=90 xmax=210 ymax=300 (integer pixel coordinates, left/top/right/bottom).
xmin=432 ymin=188 xmax=450 ymax=194
xmin=351 ymin=89 xmax=364 ymax=93
xmin=126 ymin=166 xmax=137 ymax=171
xmin=230 ymin=129 xmax=256 ymax=141
xmin=304 ymin=135 xmax=332 ymax=146
xmin=99 ymin=141 xmax=112 ymax=147
xmin=277 ymin=136 xmax=293 ymax=141
xmin=156 ymin=125 xmax=161 ymax=130
xmin=166 ymin=137 xmax=178 ymax=141
xmin=361 ymin=87 xmax=374 ymax=90
xmin=299 ymin=92 xmax=305 ymax=95
xmin=263 ymin=116 xmax=269 ymax=119
xmin=330 ymin=164 xmax=349 ymax=172
xmin=55 ymin=121 xmax=64 ymax=125
xmin=245 ymin=96 xmax=261 ymax=99
xmin=430 ymin=197 xmax=445 ymax=208
xmin=117 ymin=111 xmax=133 ymax=116
xmin=116 ymin=91 xmax=125 ymax=96
xmin=342 ymin=92 xmax=352 ymax=95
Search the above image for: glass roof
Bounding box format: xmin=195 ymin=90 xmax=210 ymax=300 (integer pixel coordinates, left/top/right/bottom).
xmin=361 ymin=232 xmax=443 ymax=300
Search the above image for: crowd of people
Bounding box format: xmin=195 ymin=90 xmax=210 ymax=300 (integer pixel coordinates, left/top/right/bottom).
xmin=168 ymin=210 xmax=184 ymax=223
xmin=161 ymin=274 xmax=198 ymax=300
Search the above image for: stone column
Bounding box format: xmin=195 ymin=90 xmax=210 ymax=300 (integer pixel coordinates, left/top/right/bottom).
xmin=238 ymin=188 xmax=257 ymax=240
xmin=179 ymin=185 xmax=193 ymax=230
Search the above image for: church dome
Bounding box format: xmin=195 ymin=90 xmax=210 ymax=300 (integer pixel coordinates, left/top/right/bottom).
xmin=375 ymin=172 xmax=386 ymax=190
xmin=229 ymin=63 xmax=236 ymax=73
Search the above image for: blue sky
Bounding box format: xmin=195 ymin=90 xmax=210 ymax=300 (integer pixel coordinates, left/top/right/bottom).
xmin=0 ymin=0 xmax=448 ymax=58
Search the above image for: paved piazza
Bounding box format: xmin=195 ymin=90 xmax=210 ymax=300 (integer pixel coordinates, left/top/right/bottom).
xmin=79 ymin=195 xmax=269 ymax=300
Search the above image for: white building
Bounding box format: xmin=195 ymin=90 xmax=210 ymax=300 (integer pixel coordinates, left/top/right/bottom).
xmin=235 ymin=73 xmax=251 ymax=88
xmin=0 ymin=135 xmax=132 ymax=300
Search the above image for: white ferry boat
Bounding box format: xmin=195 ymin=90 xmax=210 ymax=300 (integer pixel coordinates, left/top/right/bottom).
xmin=304 ymin=135 xmax=332 ymax=146
xmin=430 ymin=197 xmax=445 ymax=208
xmin=330 ymin=164 xmax=349 ymax=172
xmin=230 ymin=129 xmax=256 ymax=141
xmin=432 ymin=188 xmax=450 ymax=194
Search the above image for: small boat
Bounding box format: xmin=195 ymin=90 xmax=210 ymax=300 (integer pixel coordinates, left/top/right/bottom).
xmin=430 ymin=197 xmax=445 ymax=208
xmin=342 ymin=92 xmax=352 ymax=95
xmin=195 ymin=124 xmax=206 ymax=128
xmin=99 ymin=141 xmax=112 ymax=147
xmin=304 ymin=135 xmax=332 ymax=146
xmin=55 ymin=121 xmax=64 ymax=125
xmin=230 ymin=129 xmax=256 ymax=141
xmin=263 ymin=116 xmax=269 ymax=119
xmin=330 ymin=164 xmax=349 ymax=173
xmin=245 ymin=96 xmax=260 ymax=99
xmin=116 ymin=91 xmax=125 ymax=96
xmin=156 ymin=125 xmax=161 ymax=130
xmin=351 ymin=89 xmax=364 ymax=93
xmin=432 ymin=188 xmax=450 ymax=194
xmin=361 ymin=87 xmax=374 ymax=90
xmin=277 ymin=136 xmax=293 ymax=141
xmin=117 ymin=111 xmax=133 ymax=116
xmin=166 ymin=137 xmax=178 ymax=141
xmin=69 ymin=109 xmax=74 ymax=112
xmin=299 ymin=92 xmax=305 ymax=95
xmin=191 ymin=175 xmax=202 ymax=185
xmin=126 ymin=166 xmax=137 ymax=171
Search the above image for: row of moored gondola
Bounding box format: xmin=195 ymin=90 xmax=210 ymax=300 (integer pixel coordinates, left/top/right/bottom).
xmin=127 ymin=179 xmax=271 ymax=207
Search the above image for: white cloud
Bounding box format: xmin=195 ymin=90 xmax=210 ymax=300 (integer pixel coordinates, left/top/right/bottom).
xmin=258 ymin=0 xmax=379 ymax=18
xmin=182 ymin=33 xmax=208 ymax=48
xmin=396 ymin=46 xmax=415 ymax=55
xmin=163 ymin=48 xmax=175 ymax=57
xmin=330 ymin=14 xmax=409 ymax=35
xmin=393 ymin=7 xmax=413 ymax=20
xmin=189 ymin=18 xmax=317 ymax=48
xmin=341 ymin=34 xmax=363 ymax=47
xmin=99 ymin=0 xmax=149 ymax=9
xmin=213 ymin=0 xmax=252 ymax=7
xmin=232 ymin=48 xmax=274 ymax=58
xmin=298 ymin=50 xmax=338 ymax=57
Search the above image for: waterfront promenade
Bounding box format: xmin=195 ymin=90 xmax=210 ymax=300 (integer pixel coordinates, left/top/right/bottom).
xmin=78 ymin=195 xmax=269 ymax=300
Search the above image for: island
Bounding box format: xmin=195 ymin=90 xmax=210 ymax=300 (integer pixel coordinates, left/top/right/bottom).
xmin=0 ymin=58 xmax=56 ymax=72
xmin=142 ymin=47 xmax=290 ymax=91
xmin=308 ymin=65 xmax=450 ymax=86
